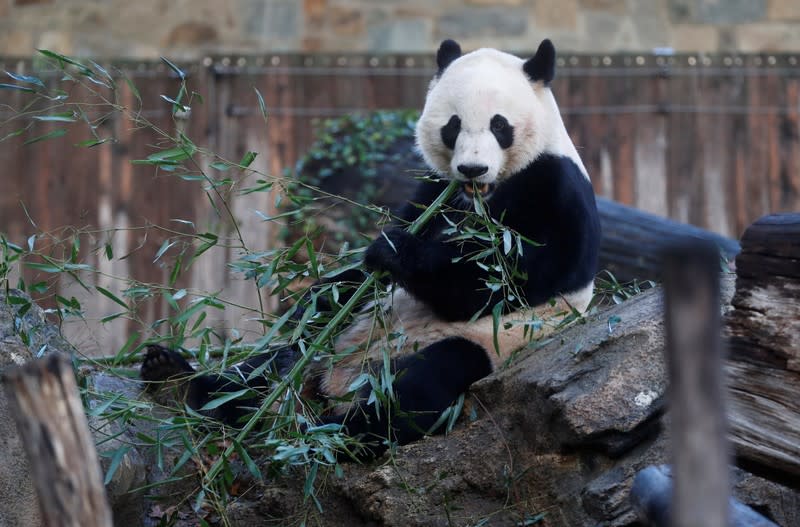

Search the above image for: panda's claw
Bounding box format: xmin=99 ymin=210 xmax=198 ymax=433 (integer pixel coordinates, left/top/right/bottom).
xmin=141 ymin=345 xmax=195 ymax=387
xmin=364 ymin=229 xmax=410 ymax=274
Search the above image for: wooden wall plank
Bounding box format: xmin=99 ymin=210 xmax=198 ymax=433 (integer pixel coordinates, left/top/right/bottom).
xmin=1 ymin=55 xmax=799 ymax=355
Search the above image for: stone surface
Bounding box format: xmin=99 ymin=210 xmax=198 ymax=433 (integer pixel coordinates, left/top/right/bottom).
xmin=437 ymin=7 xmax=528 ymax=38
xmin=533 ymin=0 xmax=578 ymax=30
xmin=369 ymin=18 xmax=431 ymax=52
xmin=164 ymin=22 xmax=219 ymax=48
xmin=1 ymin=0 xmax=800 ymax=56
xmin=767 ymin=0 xmax=800 ymax=20
xmin=0 ymin=294 xmax=44 ymax=527
xmin=736 ymin=22 xmax=800 ymax=52
xmin=218 ymin=273 xmax=800 ymax=526
xmin=669 ymin=0 xmax=767 ymax=24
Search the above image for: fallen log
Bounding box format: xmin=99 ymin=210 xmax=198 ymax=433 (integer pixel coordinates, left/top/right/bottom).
xmin=597 ymin=197 xmax=741 ymax=282
xmin=2 ymin=354 xmax=113 ymax=527
xmin=725 ymin=213 xmax=800 ymax=488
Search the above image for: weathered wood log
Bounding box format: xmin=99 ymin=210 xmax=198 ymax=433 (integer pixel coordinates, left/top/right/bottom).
xmin=597 ymin=197 xmax=741 ymax=282
xmin=663 ymin=243 xmax=729 ymax=527
xmin=725 ymin=213 xmax=800 ymax=488
xmin=2 ymin=354 xmax=113 ymax=527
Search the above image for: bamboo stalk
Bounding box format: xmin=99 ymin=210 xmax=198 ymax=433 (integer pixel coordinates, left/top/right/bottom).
xmin=205 ymin=178 xmax=460 ymax=482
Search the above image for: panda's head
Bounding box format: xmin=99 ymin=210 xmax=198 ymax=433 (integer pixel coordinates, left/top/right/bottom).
xmin=416 ymin=39 xmax=583 ymax=198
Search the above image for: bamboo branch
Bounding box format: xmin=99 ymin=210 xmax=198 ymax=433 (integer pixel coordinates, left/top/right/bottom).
xmin=204 ymin=178 xmax=460 ymax=482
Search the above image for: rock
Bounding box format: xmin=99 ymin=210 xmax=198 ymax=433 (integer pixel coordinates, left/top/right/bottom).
xmin=3 ymin=272 xmax=800 ymax=527
xmin=0 ymin=293 xmax=44 ymax=527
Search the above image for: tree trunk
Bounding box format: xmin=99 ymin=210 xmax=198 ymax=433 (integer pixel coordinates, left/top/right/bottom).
xmin=725 ymin=213 xmax=800 ymax=488
xmin=2 ymin=354 xmax=113 ymax=527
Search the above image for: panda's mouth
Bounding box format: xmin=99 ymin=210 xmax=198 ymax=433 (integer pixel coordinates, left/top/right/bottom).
xmin=463 ymin=182 xmax=495 ymax=197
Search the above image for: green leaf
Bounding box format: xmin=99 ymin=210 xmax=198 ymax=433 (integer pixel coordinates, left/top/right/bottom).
xmin=503 ymin=230 xmax=512 ymax=255
xmin=96 ymin=286 xmax=128 ymax=309
xmin=199 ymin=389 xmax=249 ymax=411
xmin=160 ymin=56 xmax=186 ymax=80
xmin=210 ymin=161 xmax=232 ymax=172
xmin=233 ymin=440 xmax=263 ymax=480
xmin=32 ymin=112 xmax=77 ymax=123
xmin=160 ymin=94 xmax=189 ymax=112
xmin=1 ymin=127 xmax=28 ymax=143
xmin=25 ymin=262 xmax=62 ymax=273
xmin=491 ymin=301 xmax=503 ymax=355
xmin=123 ymin=75 xmax=141 ymax=105
xmin=0 ymin=83 xmax=35 ymax=93
xmin=153 ymin=238 xmax=176 ymax=262
xmin=38 ymin=49 xmax=86 ymax=69
xmin=239 ymin=151 xmax=257 ymax=168
xmin=24 ymin=128 xmax=67 ymax=145
xmin=75 ymin=138 xmax=110 ymax=148
xmin=103 ymin=445 xmax=132 ymax=485
xmin=5 ymin=71 xmax=45 ymax=88
xmin=254 ymin=87 xmax=268 ymax=123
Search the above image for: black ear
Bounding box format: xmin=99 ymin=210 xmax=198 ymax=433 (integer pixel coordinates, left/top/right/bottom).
xmin=436 ymin=39 xmax=462 ymax=75
xmin=523 ymin=39 xmax=556 ymax=84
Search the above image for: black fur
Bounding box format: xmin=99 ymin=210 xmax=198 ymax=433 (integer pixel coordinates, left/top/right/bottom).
xmin=523 ymin=39 xmax=556 ymax=85
xmin=440 ymin=114 xmax=461 ymax=150
xmin=319 ymin=337 xmax=491 ymax=458
xmin=490 ymin=114 xmax=514 ymax=149
xmin=365 ymin=154 xmax=600 ymax=321
xmin=436 ymin=39 xmax=462 ymax=75
xmin=141 ymin=344 xmax=299 ymax=425
xmin=141 ymin=154 xmax=599 ymax=457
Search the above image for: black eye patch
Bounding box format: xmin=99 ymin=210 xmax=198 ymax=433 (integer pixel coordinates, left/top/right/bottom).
xmin=440 ymin=115 xmax=461 ymax=150
xmin=490 ymin=114 xmax=514 ymax=149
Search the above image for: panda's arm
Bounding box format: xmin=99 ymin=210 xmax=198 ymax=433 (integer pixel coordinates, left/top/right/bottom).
xmin=365 ymin=157 xmax=600 ymax=321
xmin=394 ymin=177 xmax=450 ymax=225
xmin=504 ymin=157 xmax=601 ymax=307
xmin=364 ymin=226 xmax=504 ymax=321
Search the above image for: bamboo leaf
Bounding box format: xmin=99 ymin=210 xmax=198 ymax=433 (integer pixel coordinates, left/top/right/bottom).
xmin=96 ymin=286 xmax=128 ymax=309
xmin=0 ymin=83 xmax=35 ymax=93
xmin=254 ymin=87 xmax=268 ymax=123
xmin=103 ymin=445 xmax=132 ymax=485
xmin=199 ymin=389 xmax=249 ymax=411
xmin=239 ymin=151 xmax=257 ymax=168
xmin=24 ymin=128 xmax=67 ymax=145
xmin=160 ymin=56 xmax=186 ymax=80
xmin=32 ymin=112 xmax=77 ymax=123
xmin=5 ymin=71 xmax=45 ymax=88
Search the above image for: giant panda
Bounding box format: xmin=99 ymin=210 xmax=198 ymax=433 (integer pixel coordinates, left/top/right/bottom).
xmin=141 ymin=38 xmax=601 ymax=458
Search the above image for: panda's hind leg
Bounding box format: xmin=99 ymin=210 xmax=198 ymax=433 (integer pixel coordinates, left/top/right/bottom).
xmin=330 ymin=336 xmax=492 ymax=458
xmin=141 ymin=344 xmax=299 ymax=426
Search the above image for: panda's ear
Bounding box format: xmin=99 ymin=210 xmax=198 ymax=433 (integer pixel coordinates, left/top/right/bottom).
xmin=436 ymin=39 xmax=462 ymax=75
xmin=523 ymin=39 xmax=556 ymax=85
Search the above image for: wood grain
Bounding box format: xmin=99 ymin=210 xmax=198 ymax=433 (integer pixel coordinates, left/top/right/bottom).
xmin=2 ymin=354 xmax=113 ymax=527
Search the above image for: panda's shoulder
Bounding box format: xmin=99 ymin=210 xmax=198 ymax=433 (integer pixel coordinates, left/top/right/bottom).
xmin=504 ymin=154 xmax=592 ymax=200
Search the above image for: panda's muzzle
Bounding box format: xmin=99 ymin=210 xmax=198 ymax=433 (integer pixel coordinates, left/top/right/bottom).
xmin=457 ymin=164 xmax=488 ymax=179
xmin=457 ymin=164 xmax=494 ymax=196
xmin=463 ymin=182 xmax=494 ymax=196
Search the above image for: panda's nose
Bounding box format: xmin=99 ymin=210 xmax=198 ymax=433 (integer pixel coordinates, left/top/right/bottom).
xmin=457 ymin=164 xmax=488 ymax=179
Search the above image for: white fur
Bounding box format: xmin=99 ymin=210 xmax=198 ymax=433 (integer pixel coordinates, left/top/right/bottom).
xmin=316 ymin=284 xmax=593 ymax=397
xmin=314 ymin=44 xmax=597 ymax=400
xmin=415 ymin=48 xmax=589 ymax=184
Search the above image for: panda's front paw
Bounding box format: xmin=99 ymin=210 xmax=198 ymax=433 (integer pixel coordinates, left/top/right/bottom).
xmin=364 ymin=229 xmax=413 ymax=276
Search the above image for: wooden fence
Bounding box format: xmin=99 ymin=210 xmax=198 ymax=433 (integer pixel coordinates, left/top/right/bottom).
xmin=0 ymin=52 xmax=798 ymax=355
